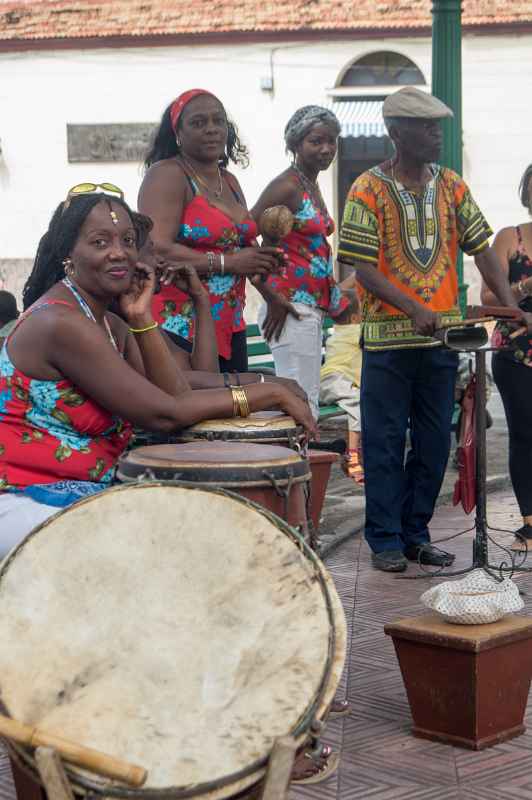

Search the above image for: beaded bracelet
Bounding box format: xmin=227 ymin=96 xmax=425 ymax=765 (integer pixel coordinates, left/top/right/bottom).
xmin=129 ymin=321 xmax=159 ymax=334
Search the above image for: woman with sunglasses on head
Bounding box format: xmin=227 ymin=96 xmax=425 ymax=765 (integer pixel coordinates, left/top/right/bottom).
xmin=252 ymin=106 xmax=350 ymax=422
xmin=138 ymin=89 xmax=285 ymax=374
xmin=0 ymin=184 xmax=317 ymax=549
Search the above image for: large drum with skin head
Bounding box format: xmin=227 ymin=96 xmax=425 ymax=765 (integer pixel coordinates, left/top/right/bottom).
xmin=0 ymin=483 xmax=346 ymax=799
xmin=117 ymin=441 xmax=312 ymax=533
xmin=175 ymin=411 xmax=304 ymax=451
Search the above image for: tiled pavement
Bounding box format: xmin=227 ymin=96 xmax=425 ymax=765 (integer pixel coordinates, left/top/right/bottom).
xmin=1 ymin=490 xmax=531 ymax=800
xmin=292 ymin=488 xmax=532 ymax=800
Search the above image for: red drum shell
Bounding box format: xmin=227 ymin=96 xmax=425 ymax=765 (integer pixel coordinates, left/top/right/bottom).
xmin=117 ymin=442 xmax=311 ymax=530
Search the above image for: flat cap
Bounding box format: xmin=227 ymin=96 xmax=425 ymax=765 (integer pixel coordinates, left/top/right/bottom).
xmin=383 ymin=87 xmax=453 ymax=120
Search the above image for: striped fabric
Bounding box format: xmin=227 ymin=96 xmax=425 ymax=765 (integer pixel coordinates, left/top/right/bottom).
xmin=328 ymin=100 xmax=386 ymax=139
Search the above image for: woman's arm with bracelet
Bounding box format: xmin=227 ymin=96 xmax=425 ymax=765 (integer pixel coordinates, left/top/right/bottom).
xmin=481 ymin=228 xmax=529 ymax=306
xmin=120 ymin=261 xmax=190 ymax=396
xmin=138 ymin=162 xmax=282 ymax=278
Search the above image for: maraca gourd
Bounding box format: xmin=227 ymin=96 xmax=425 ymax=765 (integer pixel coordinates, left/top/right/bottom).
xmin=259 ymin=205 xmax=294 ymax=243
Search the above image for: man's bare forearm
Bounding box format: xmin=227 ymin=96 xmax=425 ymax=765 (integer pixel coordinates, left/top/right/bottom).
xmin=345 ymin=261 xmax=415 ymax=317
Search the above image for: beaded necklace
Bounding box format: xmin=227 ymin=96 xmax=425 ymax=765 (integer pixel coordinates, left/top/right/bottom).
xmin=62 ymin=277 xmax=118 ymax=352
xmin=291 ymin=164 xmax=328 ymax=218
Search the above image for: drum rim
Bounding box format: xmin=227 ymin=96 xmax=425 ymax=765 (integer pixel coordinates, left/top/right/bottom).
xmin=0 ymin=483 xmax=342 ymax=800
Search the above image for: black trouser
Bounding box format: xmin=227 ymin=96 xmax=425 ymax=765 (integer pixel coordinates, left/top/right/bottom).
xmin=492 ymin=353 xmax=532 ymax=517
xmin=164 ymin=329 xmax=248 ymax=373
xmin=361 ymin=347 xmax=458 ymax=553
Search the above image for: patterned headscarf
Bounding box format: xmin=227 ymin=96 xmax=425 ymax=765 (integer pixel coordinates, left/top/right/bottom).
xmin=169 ymin=89 xmax=217 ymax=132
xmin=284 ymin=105 xmax=341 ymax=152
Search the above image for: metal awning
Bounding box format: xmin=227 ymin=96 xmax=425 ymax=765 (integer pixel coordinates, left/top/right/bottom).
xmin=329 ymin=100 xmax=386 ymax=139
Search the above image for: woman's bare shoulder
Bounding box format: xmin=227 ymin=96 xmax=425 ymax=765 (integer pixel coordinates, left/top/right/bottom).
xmin=141 ymin=159 xmax=187 ymax=190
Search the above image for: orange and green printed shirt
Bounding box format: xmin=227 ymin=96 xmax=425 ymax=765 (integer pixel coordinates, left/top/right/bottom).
xmin=337 ymin=162 xmax=493 ymax=350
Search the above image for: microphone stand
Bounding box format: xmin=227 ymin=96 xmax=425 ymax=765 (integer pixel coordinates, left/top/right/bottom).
xmin=403 ymin=315 xmax=530 ymax=581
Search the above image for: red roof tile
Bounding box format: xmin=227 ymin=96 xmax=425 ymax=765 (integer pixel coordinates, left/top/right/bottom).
xmin=0 ymin=0 xmax=531 ymax=44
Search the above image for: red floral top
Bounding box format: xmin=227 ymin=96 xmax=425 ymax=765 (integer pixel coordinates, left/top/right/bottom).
xmin=264 ymin=187 xmax=348 ymax=317
xmin=491 ymin=226 xmax=532 ymax=366
xmin=0 ymin=302 xmax=132 ymax=491
xmin=151 ymin=172 xmax=258 ymax=360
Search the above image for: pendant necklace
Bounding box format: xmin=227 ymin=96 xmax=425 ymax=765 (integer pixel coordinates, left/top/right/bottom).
xmin=182 ymin=156 xmax=223 ymax=200
xmin=292 ymin=164 xmax=328 ymax=218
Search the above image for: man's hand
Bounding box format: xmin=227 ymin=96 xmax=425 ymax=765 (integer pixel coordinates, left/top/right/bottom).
xmin=410 ymin=305 xmax=440 ymax=336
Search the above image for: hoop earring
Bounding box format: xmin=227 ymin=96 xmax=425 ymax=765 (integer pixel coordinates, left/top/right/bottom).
xmin=62 ymin=258 xmax=74 ymax=277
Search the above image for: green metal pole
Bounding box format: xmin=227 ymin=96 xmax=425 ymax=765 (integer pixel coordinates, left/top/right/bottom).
xmin=431 ymin=0 xmax=466 ymax=314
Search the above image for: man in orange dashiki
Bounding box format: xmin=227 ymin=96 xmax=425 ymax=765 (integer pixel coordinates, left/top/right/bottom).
xmin=337 ymin=87 xmax=527 ymax=572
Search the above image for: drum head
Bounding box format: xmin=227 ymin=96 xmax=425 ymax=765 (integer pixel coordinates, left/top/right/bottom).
xmin=0 ymin=484 xmax=345 ymax=798
xmin=177 ymin=412 xmax=301 ymax=445
xmin=117 ymin=442 xmax=310 ymax=485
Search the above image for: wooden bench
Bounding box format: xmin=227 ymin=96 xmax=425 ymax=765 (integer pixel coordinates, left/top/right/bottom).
xmin=246 ymin=319 xmax=345 ymax=422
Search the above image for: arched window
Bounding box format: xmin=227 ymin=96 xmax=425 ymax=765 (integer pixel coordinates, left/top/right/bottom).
xmin=340 ymin=52 xmax=426 ymax=88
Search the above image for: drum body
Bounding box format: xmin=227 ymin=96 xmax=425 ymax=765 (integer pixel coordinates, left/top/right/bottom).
xmin=0 ymin=484 xmax=346 ymax=799
xmin=176 ymin=411 xmax=303 ymax=451
xmin=117 ymin=441 xmax=311 ymax=531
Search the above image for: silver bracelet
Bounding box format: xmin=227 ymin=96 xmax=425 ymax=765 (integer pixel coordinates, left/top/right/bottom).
xmin=518 ymin=280 xmax=529 ymax=299
xmin=206 ymin=251 xmax=216 ymax=278
xmin=220 ymin=252 xmax=225 ymax=276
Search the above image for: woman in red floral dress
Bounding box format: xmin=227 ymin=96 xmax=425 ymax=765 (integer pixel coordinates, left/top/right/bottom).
xmin=139 ymin=89 xmax=284 ymax=372
xmin=0 ymin=186 xmax=316 ymax=551
xmin=252 ymin=106 xmax=349 ymax=420
xmin=481 ymin=163 xmax=532 ymax=542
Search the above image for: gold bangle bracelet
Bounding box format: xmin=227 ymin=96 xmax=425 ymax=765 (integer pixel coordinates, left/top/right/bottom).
xmin=230 ymin=388 xmax=239 ymax=417
xmin=129 ymin=321 xmax=159 ymax=334
xmin=230 ymin=387 xmax=250 ymax=417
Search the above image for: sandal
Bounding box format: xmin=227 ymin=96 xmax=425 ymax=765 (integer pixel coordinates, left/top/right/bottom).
xmin=291 ymin=744 xmax=339 ymax=785
xmin=342 ymin=448 xmax=365 ymax=484
xmin=329 ymin=699 xmax=350 ymax=718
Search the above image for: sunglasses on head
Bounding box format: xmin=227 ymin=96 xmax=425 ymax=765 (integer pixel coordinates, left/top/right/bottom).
xmin=62 ymin=182 xmax=124 ymax=211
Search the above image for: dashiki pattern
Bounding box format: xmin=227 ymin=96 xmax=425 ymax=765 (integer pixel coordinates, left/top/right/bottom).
xmin=0 ymin=302 xmax=132 ymax=493
xmin=492 ymin=226 xmax=532 ymax=366
xmin=264 ymin=188 xmax=348 ymax=317
xmin=338 ymin=162 xmax=493 ymax=350
xmin=151 ymin=171 xmax=258 ymax=360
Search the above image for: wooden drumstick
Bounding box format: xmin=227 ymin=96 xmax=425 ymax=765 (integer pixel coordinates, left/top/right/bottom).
xmin=509 ymin=325 xmax=527 ymax=340
xmin=0 ymin=714 xmax=147 ymax=787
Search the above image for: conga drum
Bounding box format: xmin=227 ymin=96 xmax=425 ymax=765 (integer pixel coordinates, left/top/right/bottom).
xmin=117 ymin=442 xmax=312 ymax=535
xmin=0 ymin=483 xmax=346 ymax=799
xmin=176 ymin=411 xmax=304 ymax=451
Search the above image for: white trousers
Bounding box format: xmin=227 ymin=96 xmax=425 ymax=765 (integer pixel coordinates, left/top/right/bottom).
xmin=319 ymin=372 xmax=361 ymax=432
xmin=258 ymin=303 xmax=324 ymax=420
xmin=0 ymin=493 xmax=58 ymax=558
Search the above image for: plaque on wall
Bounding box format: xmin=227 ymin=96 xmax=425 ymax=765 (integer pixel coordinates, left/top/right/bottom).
xmin=67 ymin=123 xmax=156 ymax=163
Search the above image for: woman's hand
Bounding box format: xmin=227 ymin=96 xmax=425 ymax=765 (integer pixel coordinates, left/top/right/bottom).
xmin=159 ymin=263 xmax=208 ymax=302
xmin=276 ymin=387 xmax=319 ymax=441
xmin=227 ymin=246 xmax=286 ymax=277
xmin=261 ymin=295 xmax=301 ymax=342
xmin=119 ymin=261 xmax=156 ymax=325
xmin=264 ymin=375 xmax=308 ymax=402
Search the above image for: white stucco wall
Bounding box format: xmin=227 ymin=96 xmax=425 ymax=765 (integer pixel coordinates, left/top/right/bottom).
xmin=1 ymin=32 xmax=531 ymax=311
